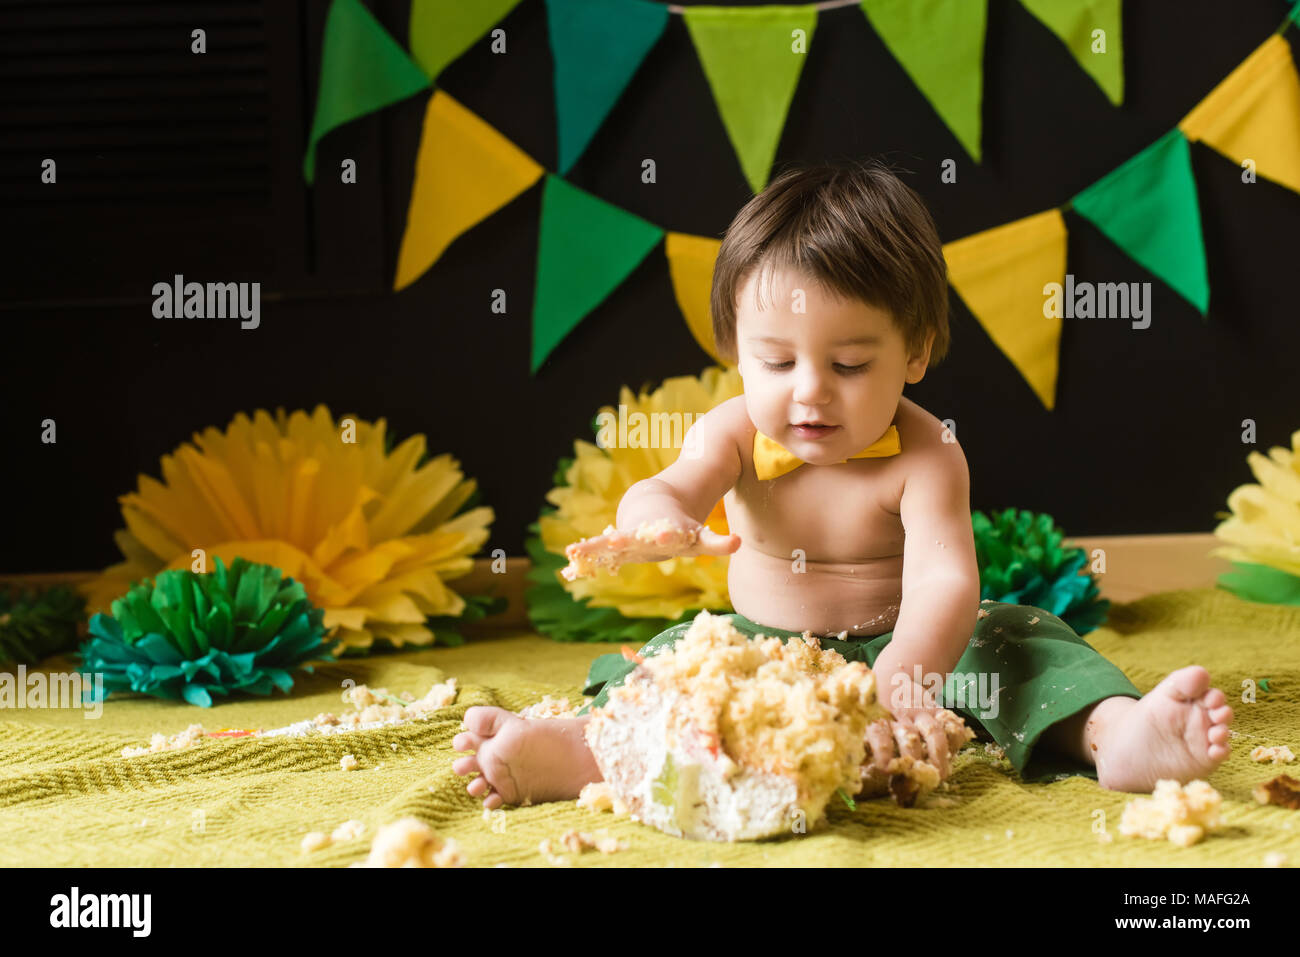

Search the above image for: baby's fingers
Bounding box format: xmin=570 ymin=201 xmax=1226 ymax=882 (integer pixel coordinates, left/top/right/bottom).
xmin=864 ymin=719 xmax=897 ymax=772
xmin=913 ymin=712 xmax=951 ymax=778
xmin=892 ymin=719 xmax=926 ymax=764
xmin=695 ymin=529 xmax=741 ymax=555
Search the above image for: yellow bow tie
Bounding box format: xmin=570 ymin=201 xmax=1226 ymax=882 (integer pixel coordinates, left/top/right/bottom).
xmin=753 ymin=423 xmax=902 ymax=481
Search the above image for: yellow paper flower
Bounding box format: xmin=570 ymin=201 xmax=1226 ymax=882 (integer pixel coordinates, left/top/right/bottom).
xmin=82 ymin=406 xmax=493 ymax=653
xmin=539 ymin=365 xmax=743 ymax=619
xmin=1211 ymin=428 xmax=1300 ymax=577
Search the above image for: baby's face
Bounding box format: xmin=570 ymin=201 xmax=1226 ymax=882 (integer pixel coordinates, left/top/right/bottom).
xmin=734 ymin=266 xmax=931 ymax=464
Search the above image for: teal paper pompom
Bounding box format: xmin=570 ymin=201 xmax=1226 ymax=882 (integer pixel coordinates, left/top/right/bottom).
xmin=80 ymin=557 xmax=332 ymax=707
xmin=973 ymin=508 xmax=1109 ymax=635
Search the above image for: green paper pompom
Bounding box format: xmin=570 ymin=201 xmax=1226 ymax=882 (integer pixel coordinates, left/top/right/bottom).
xmin=79 ymin=556 xmax=333 ymax=707
xmin=0 ymin=585 xmax=87 ymax=666
xmin=973 ymin=508 xmax=1109 ymax=635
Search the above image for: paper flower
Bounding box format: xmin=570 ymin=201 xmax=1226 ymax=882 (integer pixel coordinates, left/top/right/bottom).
xmin=527 ymin=366 xmax=741 ymax=641
xmin=972 ymin=508 xmax=1109 ymax=635
xmin=80 ymin=556 xmax=331 ymax=707
xmin=81 ymin=405 xmax=494 ymax=653
xmin=0 ymin=585 xmax=86 ymax=666
xmin=1212 ymin=428 xmax=1300 ymax=605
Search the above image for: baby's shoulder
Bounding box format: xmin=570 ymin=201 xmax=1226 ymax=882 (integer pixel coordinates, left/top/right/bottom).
xmin=893 ymin=397 xmax=968 ymax=471
xmin=703 ymin=394 xmax=755 ymax=449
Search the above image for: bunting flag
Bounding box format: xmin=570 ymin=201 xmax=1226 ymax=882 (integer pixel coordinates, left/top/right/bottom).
xmin=665 ymin=232 xmax=727 ymax=364
xmin=682 ymin=4 xmax=819 ymax=194
xmin=860 ymin=0 xmax=988 ymax=163
xmin=408 ymin=0 xmax=524 ymax=82
xmin=1178 ymin=33 xmax=1300 ymax=197
xmin=547 ymin=0 xmax=670 ymax=175
xmin=303 ymin=0 xmax=430 ymax=186
xmin=1071 ymin=128 xmax=1209 ymax=316
xmin=393 ymin=90 xmax=544 ymax=292
xmin=307 ymin=5 xmax=1297 ymax=400
xmin=943 ymin=210 xmax=1067 ymax=411
xmin=532 ymin=175 xmax=665 ymax=373
xmin=1018 ymin=0 xmax=1124 ymax=105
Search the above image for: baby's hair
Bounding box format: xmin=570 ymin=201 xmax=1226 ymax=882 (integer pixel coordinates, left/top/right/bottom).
xmin=710 ymin=158 xmax=949 ymax=367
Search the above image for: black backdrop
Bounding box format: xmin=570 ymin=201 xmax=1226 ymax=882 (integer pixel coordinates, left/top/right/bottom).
xmin=3 ymin=0 xmax=1298 ymax=574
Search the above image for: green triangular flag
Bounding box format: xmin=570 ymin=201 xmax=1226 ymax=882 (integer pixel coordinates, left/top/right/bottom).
xmin=532 ymin=175 xmax=665 ymax=372
xmin=548 ymin=0 xmax=670 ymax=174
xmin=1071 ymin=128 xmax=1209 ymax=315
xmin=409 ymin=0 xmax=524 ymax=82
xmin=682 ymin=4 xmax=818 ymax=194
xmin=1019 ymin=0 xmax=1123 ymax=106
xmin=860 ymin=0 xmax=987 ymax=163
xmin=1218 ymin=561 xmax=1300 ymax=606
xmin=303 ymin=0 xmax=431 ymax=185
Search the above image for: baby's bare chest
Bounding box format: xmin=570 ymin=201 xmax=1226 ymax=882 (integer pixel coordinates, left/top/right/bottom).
xmin=724 ymin=459 xmax=907 ymax=562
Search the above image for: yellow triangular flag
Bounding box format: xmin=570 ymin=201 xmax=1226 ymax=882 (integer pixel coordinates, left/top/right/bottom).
xmin=665 ymin=232 xmax=729 ymax=365
xmin=394 ymin=89 xmax=545 ymax=291
xmin=944 ymin=209 xmax=1066 ymax=411
xmin=1178 ymin=33 xmax=1300 ymax=196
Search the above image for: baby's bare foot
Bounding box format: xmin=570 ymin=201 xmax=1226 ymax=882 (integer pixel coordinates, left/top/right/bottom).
xmin=1092 ymin=667 xmax=1234 ymax=793
xmin=451 ymin=707 xmax=602 ymax=810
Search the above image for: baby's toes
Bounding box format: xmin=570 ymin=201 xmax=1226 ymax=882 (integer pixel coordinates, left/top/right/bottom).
xmin=1166 ymin=665 xmax=1211 ymax=700
xmin=1209 ymin=703 xmax=1233 ymax=726
xmin=1200 ymin=687 xmax=1226 ymax=709
xmin=452 ymin=731 xmax=482 ymax=752
xmin=483 ymin=791 xmax=504 ymax=811
xmin=452 ymin=755 xmax=480 ymax=777
xmin=466 ymin=774 xmax=491 ymax=797
xmin=463 ymin=706 xmax=510 ymax=736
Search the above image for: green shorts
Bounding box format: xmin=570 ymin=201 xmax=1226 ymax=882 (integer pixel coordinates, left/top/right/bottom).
xmin=576 ymin=602 xmax=1141 ymax=783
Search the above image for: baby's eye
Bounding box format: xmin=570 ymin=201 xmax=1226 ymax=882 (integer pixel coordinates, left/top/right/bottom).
xmin=835 ymin=362 xmax=870 ymax=375
xmin=760 ymin=359 xmax=793 ymax=371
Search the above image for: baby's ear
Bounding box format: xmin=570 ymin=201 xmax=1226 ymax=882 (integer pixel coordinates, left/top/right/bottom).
xmin=905 ymin=334 xmax=934 ymax=383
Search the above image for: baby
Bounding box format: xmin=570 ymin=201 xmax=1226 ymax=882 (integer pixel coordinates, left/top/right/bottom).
xmin=453 ymin=160 xmax=1233 ymax=810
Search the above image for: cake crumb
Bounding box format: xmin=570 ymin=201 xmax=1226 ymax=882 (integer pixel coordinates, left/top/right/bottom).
xmin=557 ymin=829 xmax=625 ymax=855
xmin=331 ymin=819 xmax=365 ymax=842
xmin=1250 ymin=745 xmax=1295 ymax=765
xmin=976 ymin=608 xmax=990 ymax=619
xmin=359 ymin=818 xmax=463 ymax=867
xmin=577 ymin=781 xmax=629 ymax=815
xmin=1027 ymin=616 xmax=1040 ymax=625
xmin=1253 ymin=774 xmax=1300 ymax=809
xmin=122 ymin=724 xmax=206 ymax=758
xmin=340 ymin=754 xmax=359 ymax=771
xmin=301 ymin=831 xmax=331 ymax=853
xmin=518 ymin=695 xmax=580 ymax=720
xmin=1119 ymin=779 xmax=1223 ymax=845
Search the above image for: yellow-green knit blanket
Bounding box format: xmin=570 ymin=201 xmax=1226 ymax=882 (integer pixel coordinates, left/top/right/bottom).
xmin=1 ymin=588 xmax=1296 ymax=867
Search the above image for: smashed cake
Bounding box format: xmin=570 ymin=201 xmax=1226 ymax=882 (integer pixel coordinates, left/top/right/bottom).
xmin=584 ymin=610 xmax=891 ymax=841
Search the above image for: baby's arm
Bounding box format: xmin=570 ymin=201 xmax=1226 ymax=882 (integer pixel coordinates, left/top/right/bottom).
xmin=561 ymin=397 xmax=745 ymax=579
xmin=868 ymin=437 xmax=981 ymax=772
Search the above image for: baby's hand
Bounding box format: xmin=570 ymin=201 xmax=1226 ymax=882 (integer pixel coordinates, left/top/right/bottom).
xmin=559 ymin=518 xmax=740 ymax=581
xmin=860 ymin=707 xmax=975 ymax=806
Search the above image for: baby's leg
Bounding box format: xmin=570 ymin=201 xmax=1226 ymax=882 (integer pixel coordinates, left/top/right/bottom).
xmin=451 ymin=708 xmax=602 ymax=809
xmin=1039 ymin=666 xmax=1234 ymax=792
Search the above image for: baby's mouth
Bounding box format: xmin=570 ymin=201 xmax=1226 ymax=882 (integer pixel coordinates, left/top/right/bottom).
xmin=791 ymin=423 xmax=840 ymax=438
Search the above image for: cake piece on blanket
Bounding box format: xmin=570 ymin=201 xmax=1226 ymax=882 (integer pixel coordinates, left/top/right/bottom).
xmin=584 ymin=610 xmax=890 ymax=841
xmin=1119 ymin=779 xmax=1224 ymax=846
